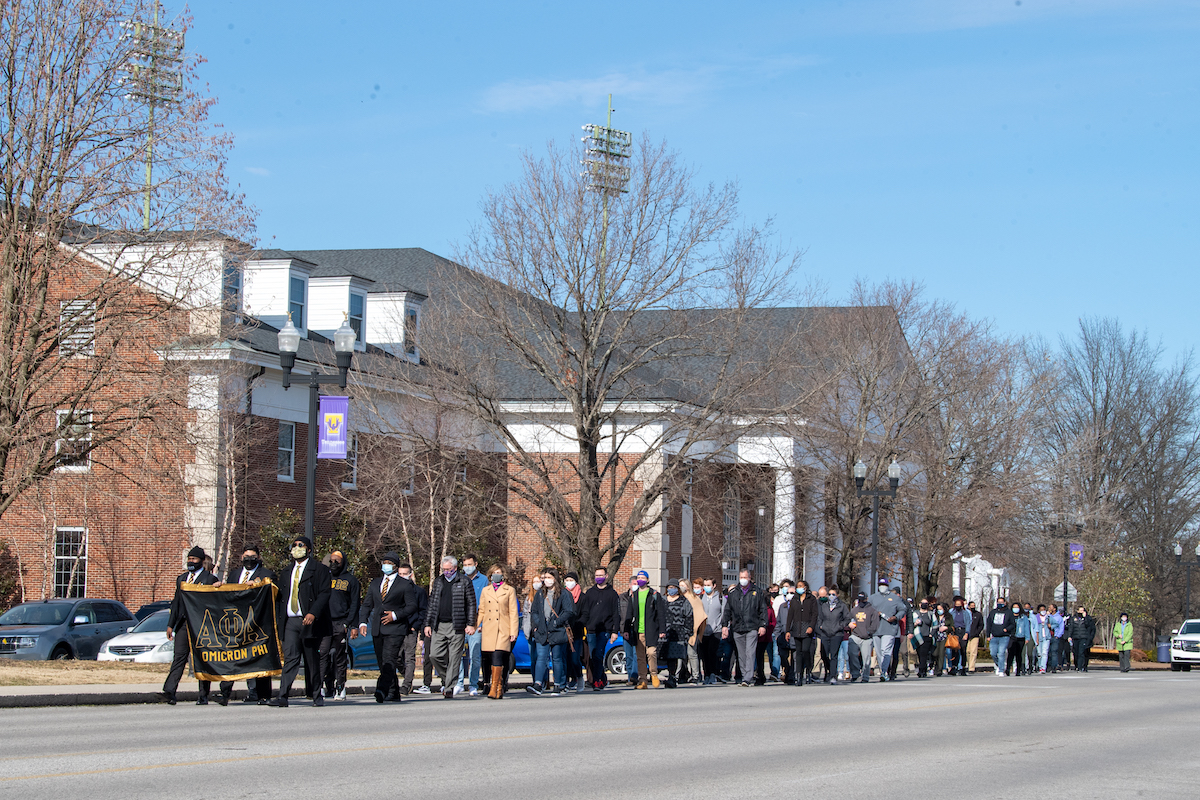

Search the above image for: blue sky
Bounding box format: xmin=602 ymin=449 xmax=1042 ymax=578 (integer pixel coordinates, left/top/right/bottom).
xmin=185 ymin=0 xmax=1198 ymax=358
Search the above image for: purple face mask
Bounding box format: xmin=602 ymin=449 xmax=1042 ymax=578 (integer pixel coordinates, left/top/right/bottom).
xmin=595 ymin=576 xmax=606 ymax=585
xmin=443 ymin=569 xmax=457 ymax=580
xmin=637 ymin=579 xmax=648 ymax=587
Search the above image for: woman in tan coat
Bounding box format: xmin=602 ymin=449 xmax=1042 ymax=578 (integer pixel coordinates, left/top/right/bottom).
xmin=681 ymin=579 xmax=707 ymax=683
xmin=476 ymin=564 xmax=520 ymax=699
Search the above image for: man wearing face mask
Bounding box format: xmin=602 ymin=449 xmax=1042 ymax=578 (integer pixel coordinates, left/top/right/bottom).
xmin=868 ymin=578 xmax=908 ymax=683
xmin=700 ymin=577 xmax=726 ymax=683
xmin=359 ymin=552 xmax=418 ymax=702
xmin=271 ymin=537 xmax=332 ymax=707
xmin=423 ymin=555 xmax=478 ymax=698
xmin=399 ymin=563 xmax=432 ymax=695
xmin=577 ymin=566 xmax=620 ymax=690
xmin=786 ymin=580 xmax=819 ymax=687
xmin=721 ymin=569 xmax=768 ymax=687
xmin=817 ymin=587 xmax=851 ymax=684
xmin=622 ymin=570 xmax=667 ymax=689
xmin=161 ymin=546 xmax=220 ymax=705
xmin=318 ymin=550 xmax=360 ymax=701
xmin=457 ymin=554 xmax=487 ymax=697
xmin=848 ymin=592 xmax=880 ymax=682
xmin=618 ymin=576 xmax=640 ymax=686
xmin=987 ymin=596 xmax=1017 ymax=676
xmin=217 ymin=545 xmax=276 ymax=704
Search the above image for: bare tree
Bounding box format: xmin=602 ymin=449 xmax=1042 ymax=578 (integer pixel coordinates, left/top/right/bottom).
xmin=0 ymin=0 xmax=252 ymax=525
xmin=401 ymin=137 xmax=809 ymax=577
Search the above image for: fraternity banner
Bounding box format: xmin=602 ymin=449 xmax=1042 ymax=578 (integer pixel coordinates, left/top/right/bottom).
xmin=179 ymin=580 xmax=283 ymax=682
xmin=317 ymin=395 xmax=348 ymax=459
xmin=1068 ymin=543 xmax=1085 ymax=571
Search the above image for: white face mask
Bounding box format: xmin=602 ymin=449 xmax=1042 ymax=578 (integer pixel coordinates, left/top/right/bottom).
xmin=380 ymin=563 xmax=395 ymax=575
xmin=543 ymin=577 xmax=555 ymax=587
xmin=531 ymin=580 xmax=542 ymax=590
xmin=739 ymin=578 xmax=749 ymax=587
xmin=563 ymin=579 xmax=576 ymax=590
xmin=464 ymin=565 xmax=476 ymax=575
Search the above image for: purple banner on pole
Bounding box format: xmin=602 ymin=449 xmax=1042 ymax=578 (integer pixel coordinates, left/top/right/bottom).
xmin=317 ymin=395 xmax=348 ymax=459
xmin=1068 ymin=543 xmax=1084 ymax=571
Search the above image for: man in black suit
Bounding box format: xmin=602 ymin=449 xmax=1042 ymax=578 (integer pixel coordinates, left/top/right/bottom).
xmin=270 ymin=536 xmax=332 ymax=707
xmin=161 ymin=546 xmax=221 ymax=706
xmin=359 ymin=551 xmax=419 ymax=703
xmin=218 ymin=544 xmax=277 ymax=704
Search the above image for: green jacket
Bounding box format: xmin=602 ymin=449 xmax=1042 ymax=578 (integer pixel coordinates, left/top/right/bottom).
xmin=1113 ymin=621 xmax=1134 ymax=651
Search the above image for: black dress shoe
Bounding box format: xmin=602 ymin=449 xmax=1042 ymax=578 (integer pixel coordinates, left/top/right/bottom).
xmin=268 ymin=697 xmax=289 ymax=707
xmin=242 ymin=694 xmax=258 ymax=704
xmin=374 ymin=690 xmax=386 ymax=703
xmin=216 ymin=694 xmax=230 ymax=707
xmin=196 ymin=697 xmax=208 ymax=705
xmin=161 ymin=692 xmax=177 ymax=705
xmin=313 ymin=694 xmax=324 ymax=707
xmin=257 ymin=698 xmax=269 ymax=705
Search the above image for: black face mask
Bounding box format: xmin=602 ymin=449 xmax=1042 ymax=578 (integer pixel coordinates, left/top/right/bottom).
xmin=818 ymin=596 xmax=829 ymax=604
xmin=186 ymin=561 xmax=201 ymax=573
xmin=242 ymin=557 xmax=260 ymax=570
xmin=330 ymin=560 xmax=344 ymax=575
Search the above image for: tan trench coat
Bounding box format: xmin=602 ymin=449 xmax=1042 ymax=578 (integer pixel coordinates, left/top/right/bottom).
xmin=686 ymin=594 xmax=707 ymax=646
xmin=476 ymin=581 xmax=520 ymax=652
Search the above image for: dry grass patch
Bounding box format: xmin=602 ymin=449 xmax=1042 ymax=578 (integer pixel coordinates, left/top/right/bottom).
xmin=0 ymin=660 xmax=171 ymax=686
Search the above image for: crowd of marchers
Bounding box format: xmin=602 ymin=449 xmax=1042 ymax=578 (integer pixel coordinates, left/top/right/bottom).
xmin=158 ymin=535 xmax=1135 ymax=707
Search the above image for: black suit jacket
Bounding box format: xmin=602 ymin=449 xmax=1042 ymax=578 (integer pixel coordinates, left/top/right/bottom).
xmin=360 ymin=574 xmax=419 ymax=637
xmin=277 ymin=559 xmax=333 ymax=639
xmin=167 ymin=569 xmax=218 ymax=631
xmin=225 ymin=564 xmax=277 ymax=585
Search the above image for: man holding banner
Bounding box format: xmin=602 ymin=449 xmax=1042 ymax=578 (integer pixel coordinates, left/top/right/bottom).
xmin=217 ymin=544 xmax=277 ymax=704
xmin=161 ymin=547 xmax=221 ymax=705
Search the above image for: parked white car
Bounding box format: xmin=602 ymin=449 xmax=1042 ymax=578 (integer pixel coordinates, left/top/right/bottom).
xmin=97 ymin=609 xmax=174 ymax=663
xmin=1170 ymin=619 xmax=1200 ymax=671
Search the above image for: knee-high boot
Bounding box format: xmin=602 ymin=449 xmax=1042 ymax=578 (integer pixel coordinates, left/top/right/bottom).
xmin=489 ymin=665 xmax=504 ymax=699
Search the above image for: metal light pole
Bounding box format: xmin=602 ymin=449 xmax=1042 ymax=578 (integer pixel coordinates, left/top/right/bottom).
xmin=277 ymin=315 xmax=356 ymax=543
xmin=1174 ymin=543 xmax=1200 ymax=619
xmin=119 ymin=2 xmax=184 ymax=231
xmin=854 ymin=459 xmax=901 ymax=590
xmin=1048 ymin=511 xmax=1084 ymax=611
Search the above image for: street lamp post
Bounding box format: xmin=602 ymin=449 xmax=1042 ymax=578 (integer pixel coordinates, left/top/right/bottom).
xmin=1047 ymin=511 xmax=1084 ymax=612
xmin=1174 ymin=543 xmax=1200 ymax=619
xmin=277 ymin=315 xmax=356 ymax=543
xmin=854 ymin=459 xmax=901 ymax=590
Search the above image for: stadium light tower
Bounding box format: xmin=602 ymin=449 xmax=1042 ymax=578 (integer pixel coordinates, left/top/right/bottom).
xmin=119 ymin=2 xmax=185 ymax=231
xmin=581 ymin=95 xmax=632 ymax=286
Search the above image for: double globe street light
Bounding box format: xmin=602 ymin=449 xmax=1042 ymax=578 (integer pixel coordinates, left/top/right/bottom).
xmin=854 ymin=458 xmax=902 ymax=590
xmin=1174 ymin=542 xmax=1200 ymax=620
xmin=277 ymin=314 xmax=356 ymax=543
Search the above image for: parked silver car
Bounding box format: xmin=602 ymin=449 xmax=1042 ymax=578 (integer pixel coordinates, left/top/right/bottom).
xmin=97 ymin=609 xmax=174 ymax=663
xmin=0 ymin=598 xmax=136 ymax=660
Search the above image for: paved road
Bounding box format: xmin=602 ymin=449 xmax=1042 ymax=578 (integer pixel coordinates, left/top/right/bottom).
xmin=0 ymin=672 xmax=1196 ymax=798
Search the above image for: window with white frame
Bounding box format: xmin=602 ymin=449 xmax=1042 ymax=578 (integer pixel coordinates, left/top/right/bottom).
xmin=223 ymin=263 xmax=243 ymax=316
xmin=349 ymin=292 xmax=365 ymax=343
xmin=54 ymin=528 xmax=87 ymax=598
xmin=288 ymin=276 xmax=306 ymax=330
xmin=278 ymin=421 xmax=295 ymax=480
xmin=342 ymin=432 xmax=358 ymax=489
xmin=55 ymin=409 xmax=92 ymax=471
xmin=59 ymin=300 xmax=96 ymax=357
xmin=722 ymin=485 xmax=740 ymax=585
xmin=404 ymin=306 xmax=419 ymax=358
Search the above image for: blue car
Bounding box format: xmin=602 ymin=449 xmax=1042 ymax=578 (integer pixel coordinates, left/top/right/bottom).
xmin=348 ymin=616 xmax=628 ymax=675
xmin=0 ymin=598 xmax=137 ymax=660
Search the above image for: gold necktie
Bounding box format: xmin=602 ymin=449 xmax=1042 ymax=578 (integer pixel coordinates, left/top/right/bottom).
xmin=290 ymin=564 xmax=301 ymax=615
xmin=381 ymin=576 xmax=390 ymax=600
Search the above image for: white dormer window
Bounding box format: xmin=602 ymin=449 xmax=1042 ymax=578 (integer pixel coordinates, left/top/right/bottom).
xmin=349 ymin=292 xmax=365 ymax=345
xmin=289 ymin=276 xmax=306 ymax=330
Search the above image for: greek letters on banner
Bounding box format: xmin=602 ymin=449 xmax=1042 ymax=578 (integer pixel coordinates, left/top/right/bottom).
xmin=179 ymin=580 xmax=283 ymax=681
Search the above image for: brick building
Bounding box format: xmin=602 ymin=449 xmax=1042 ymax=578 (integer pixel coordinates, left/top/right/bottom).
xmin=1 ymin=242 xmax=901 ymax=608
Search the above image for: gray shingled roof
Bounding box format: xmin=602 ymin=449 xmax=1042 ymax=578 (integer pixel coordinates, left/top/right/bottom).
xmin=288 ymin=248 xmax=442 ymax=298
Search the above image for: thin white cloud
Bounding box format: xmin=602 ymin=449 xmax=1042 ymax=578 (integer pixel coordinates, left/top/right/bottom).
xmin=480 ymin=56 xmax=821 ymax=114
xmin=810 ymin=0 xmax=1181 ymax=35
xmin=245 ymin=166 xmax=270 ymax=176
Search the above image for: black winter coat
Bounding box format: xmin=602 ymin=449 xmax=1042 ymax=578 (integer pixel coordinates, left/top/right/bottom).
xmin=167 ymin=569 xmax=219 ymax=631
xmin=277 ymin=559 xmax=334 ymax=639
xmin=987 ymin=605 xmax=1016 ymax=638
xmin=1067 ymin=614 xmax=1096 ymax=645
xmin=722 ymin=584 xmax=768 ymax=634
xmin=787 ymin=593 xmax=819 ymax=640
xmin=662 ymin=596 xmax=694 ymax=660
xmin=424 ymin=572 xmax=479 ymax=634
xmin=622 ymin=587 xmax=667 ymax=642
xmin=529 ymin=587 xmax=576 ymax=646
xmin=577 ymin=585 xmax=621 ymax=634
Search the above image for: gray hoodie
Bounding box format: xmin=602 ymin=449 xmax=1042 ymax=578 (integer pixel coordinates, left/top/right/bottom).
xmin=700 ymin=591 xmax=726 ymax=636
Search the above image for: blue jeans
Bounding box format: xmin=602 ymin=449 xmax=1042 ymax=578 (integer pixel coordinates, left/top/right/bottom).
xmin=873 ymin=634 xmax=895 ymax=677
xmin=769 ymin=637 xmax=781 ymax=678
xmin=990 ymin=636 xmax=1009 ymax=669
xmin=587 ymin=632 xmax=612 ymax=684
xmin=1036 ymin=638 xmax=1049 ymax=671
xmin=459 ymin=629 xmax=482 ymax=690
xmin=838 ymin=640 xmax=849 ymax=675
xmin=623 ymin=639 xmax=638 ymax=681
xmin=534 ymin=642 xmax=566 ymax=688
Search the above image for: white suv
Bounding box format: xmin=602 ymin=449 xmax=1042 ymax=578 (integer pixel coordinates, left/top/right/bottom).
xmin=1170 ymin=619 xmax=1200 ymax=671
